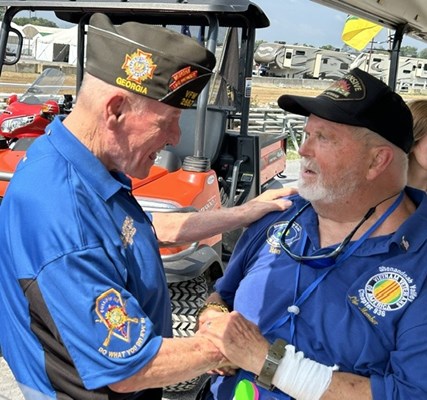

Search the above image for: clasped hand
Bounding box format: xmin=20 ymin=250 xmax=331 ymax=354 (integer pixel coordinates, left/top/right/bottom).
xmin=196 ymin=311 xmax=269 ymax=376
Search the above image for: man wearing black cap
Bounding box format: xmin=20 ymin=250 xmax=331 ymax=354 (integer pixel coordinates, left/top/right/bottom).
xmin=0 ymin=13 xmax=293 ymax=400
xmin=197 ymin=68 xmax=427 ymax=399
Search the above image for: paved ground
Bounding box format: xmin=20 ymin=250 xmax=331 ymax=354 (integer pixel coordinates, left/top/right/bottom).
xmin=0 ymin=160 xmax=300 ymax=400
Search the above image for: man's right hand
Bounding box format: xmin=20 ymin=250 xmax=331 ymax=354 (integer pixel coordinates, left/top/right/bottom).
xmin=198 ymin=311 xmax=269 ymax=376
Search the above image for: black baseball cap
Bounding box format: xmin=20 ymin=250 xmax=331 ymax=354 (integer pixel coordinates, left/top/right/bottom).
xmin=278 ymin=68 xmax=413 ymax=153
xmin=86 ymin=13 xmax=216 ymax=109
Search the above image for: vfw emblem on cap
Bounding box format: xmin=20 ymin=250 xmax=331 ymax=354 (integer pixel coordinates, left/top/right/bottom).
xmin=121 ymin=49 xmax=157 ymax=84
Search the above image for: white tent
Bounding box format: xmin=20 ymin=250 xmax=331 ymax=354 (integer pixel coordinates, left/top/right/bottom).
xmin=33 ymin=25 xmax=78 ymax=65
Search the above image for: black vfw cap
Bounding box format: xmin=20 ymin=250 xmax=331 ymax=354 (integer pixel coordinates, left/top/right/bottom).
xmin=278 ymin=68 xmax=413 ymax=153
xmin=86 ymin=13 xmax=216 ymax=109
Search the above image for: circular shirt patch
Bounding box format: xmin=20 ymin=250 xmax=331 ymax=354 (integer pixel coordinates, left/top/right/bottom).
xmin=365 ymin=270 xmax=413 ymax=312
xmin=266 ymin=221 xmax=301 ymax=249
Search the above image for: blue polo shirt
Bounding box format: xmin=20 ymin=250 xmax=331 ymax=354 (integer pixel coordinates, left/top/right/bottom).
xmin=211 ymin=190 xmax=427 ymax=400
xmin=0 ymin=117 xmax=172 ymax=398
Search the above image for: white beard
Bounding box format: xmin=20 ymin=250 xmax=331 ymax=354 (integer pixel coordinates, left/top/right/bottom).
xmin=298 ymin=161 xmax=361 ymax=204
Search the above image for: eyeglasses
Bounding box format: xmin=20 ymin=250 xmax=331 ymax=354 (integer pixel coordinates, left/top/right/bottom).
xmin=280 ymin=202 xmax=376 ymax=268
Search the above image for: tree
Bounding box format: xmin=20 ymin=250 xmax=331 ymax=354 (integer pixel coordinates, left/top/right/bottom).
xmin=400 ymin=45 xmax=418 ymax=58
xmin=320 ymin=44 xmax=339 ymax=51
xmin=418 ymin=48 xmax=427 ymax=59
xmin=13 ymin=17 xmax=58 ymax=28
xmin=0 ymin=7 xmax=5 ymax=20
xmin=293 ymin=43 xmax=315 ymax=48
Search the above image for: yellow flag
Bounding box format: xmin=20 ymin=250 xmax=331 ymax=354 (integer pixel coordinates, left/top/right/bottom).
xmin=341 ymin=15 xmax=383 ymax=51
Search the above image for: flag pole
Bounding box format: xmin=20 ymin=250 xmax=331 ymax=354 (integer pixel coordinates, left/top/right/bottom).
xmin=367 ymin=37 xmax=374 ymax=73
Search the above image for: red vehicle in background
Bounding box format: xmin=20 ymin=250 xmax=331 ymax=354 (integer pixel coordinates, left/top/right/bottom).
xmin=0 ymin=68 xmax=73 ymax=146
xmin=0 ymin=67 xmax=73 ymax=198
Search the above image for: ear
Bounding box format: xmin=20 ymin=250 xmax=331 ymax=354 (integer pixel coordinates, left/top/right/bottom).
xmin=366 ymin=146 xmax=394 ymax=181
xmin=105 ymin=95 xmax=126 ymax=130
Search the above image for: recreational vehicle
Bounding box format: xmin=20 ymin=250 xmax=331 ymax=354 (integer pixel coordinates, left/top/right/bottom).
xmin=311 ymin=0 xmax=427 ymax=90
xmin=352 ymin=52 xmax=427 ymax=88
xmin=254 ymin=42 xmax=354 ymax=79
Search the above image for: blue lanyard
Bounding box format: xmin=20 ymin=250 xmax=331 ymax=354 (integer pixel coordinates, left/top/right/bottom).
xmin=268 ymin=191 xmax=404 ymax=343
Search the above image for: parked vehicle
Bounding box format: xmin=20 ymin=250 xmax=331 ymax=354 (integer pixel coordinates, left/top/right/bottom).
xmin=311 ymin=0 xmax=427 ymax=89
xmin=0 ymin=0 xmax=287 ymax=391
xmin=351 ymin=51 xmax=427 ymax=89
xmin=0 ymin=67 xmax=73 ymax=146
xmin=254 ymin=42 xmax=354 ymax=79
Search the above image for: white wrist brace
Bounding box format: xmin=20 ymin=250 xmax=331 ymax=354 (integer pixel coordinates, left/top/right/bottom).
xmin=271 ymin=344 xmax=338 ymax=400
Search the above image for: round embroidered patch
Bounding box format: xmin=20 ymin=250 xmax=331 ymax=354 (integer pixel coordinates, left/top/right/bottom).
xmin=365 ymin=270 xmax=413 ymax=312
xmin=266 ymin=221 xmax=301 ymax=249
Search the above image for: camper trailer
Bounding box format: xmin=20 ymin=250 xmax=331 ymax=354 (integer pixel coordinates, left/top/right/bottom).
xmin=352 ymin=52 xmax=427 ymax=88
xmin=254 ymin=42 xmax=354 ymax=79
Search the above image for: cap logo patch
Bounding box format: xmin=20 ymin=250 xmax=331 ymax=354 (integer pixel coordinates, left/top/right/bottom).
xmin=321 ymin=73 xmax=365 ymax=101
xmin=170 ymin=66 xmax=199 ymax=91
xmin=121 ymin=49 xmax=157 ymax=85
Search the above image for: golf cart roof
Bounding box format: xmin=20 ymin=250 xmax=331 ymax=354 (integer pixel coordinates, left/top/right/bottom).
xmin=311 ymin=0 xmax=427 ymax=44
xmin=0 ymin=0 xmax=269 ymax=28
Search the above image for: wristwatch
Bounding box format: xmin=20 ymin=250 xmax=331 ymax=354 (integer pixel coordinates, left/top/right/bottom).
xmin=255 ymin=338 xmax=287 ymax=390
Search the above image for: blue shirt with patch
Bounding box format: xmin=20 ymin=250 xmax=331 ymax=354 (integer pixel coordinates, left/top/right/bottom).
xmin=211 ymin=190 xmax=427 ymax=400
xmin=0 ymin=117 xmax=171 ymax=398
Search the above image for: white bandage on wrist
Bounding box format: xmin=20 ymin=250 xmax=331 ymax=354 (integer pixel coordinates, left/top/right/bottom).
xmin=271 ymin=344 xmax=338 ymax=400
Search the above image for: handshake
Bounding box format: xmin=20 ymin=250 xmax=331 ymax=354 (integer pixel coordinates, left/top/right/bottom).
xmin=194 ymin=301 xmax=335 ymax=400
xmin=195 ymin=302 xmax=270 ymax=377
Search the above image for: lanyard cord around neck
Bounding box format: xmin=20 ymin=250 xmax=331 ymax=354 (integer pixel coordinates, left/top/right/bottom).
xmin=269 ymin=191 xmax=404 ymax=342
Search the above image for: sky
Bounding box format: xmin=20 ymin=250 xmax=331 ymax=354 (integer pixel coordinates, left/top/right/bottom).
xmin=30 ymin=0 xmax=426 ymax=51
xmin=254 ymin=0 xmax=426 ymax=51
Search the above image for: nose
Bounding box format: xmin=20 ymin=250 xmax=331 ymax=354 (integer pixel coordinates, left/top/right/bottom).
xmin=168 ymin=119 xmax=181 ymax=147
xmin=298 ymin=132 xmax=311 ymax=158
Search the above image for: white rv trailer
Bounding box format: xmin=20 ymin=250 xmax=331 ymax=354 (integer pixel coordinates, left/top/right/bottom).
xmin=310 ymin=0 xmax=427 ymax=90
xmin=352 ymin=52 xmax=427 ymax=88
xmin=254 ymin=42 xmax=354 ymax=79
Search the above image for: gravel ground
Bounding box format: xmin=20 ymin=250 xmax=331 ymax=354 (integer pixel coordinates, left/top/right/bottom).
xmin=0 ymin=358 xmax=24 ymax=400
xmin=0 ymin=161 xmax=300 ymax=399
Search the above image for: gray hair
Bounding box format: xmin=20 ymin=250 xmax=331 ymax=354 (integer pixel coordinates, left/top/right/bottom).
xmin=349 ymin=125 xmax=408 ymax=186
xmin=78 ymin=73 xmax=149 ymax=112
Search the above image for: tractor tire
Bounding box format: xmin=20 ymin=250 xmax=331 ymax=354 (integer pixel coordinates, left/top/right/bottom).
xmin=165 ymin=274 xmax=209 ymax=393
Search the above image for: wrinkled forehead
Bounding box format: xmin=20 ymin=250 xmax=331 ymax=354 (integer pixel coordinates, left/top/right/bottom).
xmin=306 ymin=114 xmax=353 ymax=133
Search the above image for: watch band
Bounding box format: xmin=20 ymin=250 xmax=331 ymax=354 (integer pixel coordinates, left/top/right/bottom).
xmin=255 ymin=338 xmax=287 ymax=390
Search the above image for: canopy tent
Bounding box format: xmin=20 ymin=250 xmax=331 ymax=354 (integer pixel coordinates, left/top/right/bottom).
xmin=33 ymin=25 xmax=78 ymax=65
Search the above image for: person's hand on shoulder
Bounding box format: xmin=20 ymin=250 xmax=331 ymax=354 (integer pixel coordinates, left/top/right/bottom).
xmin=237 ymin=187 xmax=297 ymax=226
